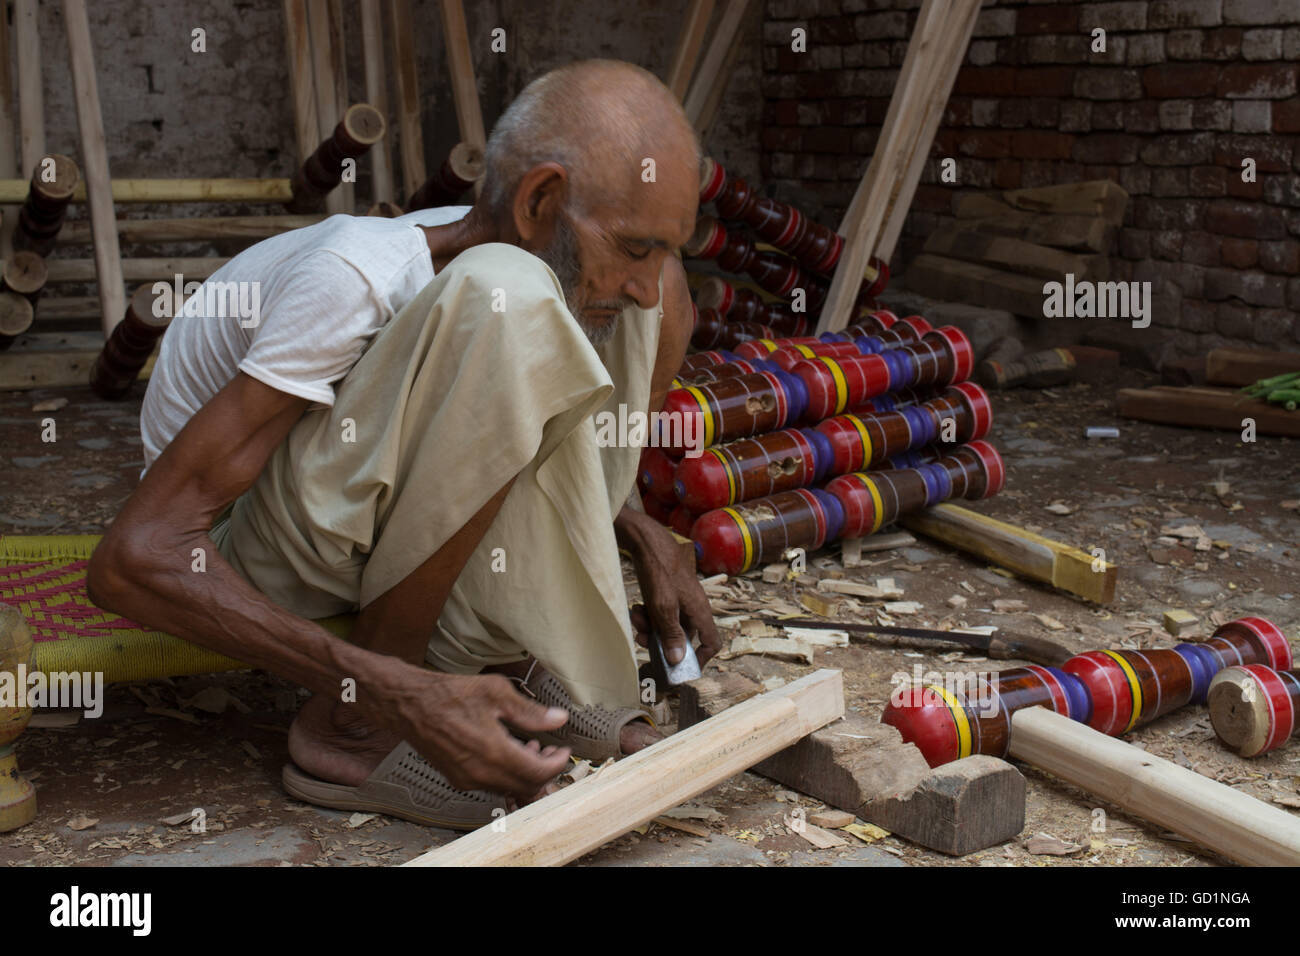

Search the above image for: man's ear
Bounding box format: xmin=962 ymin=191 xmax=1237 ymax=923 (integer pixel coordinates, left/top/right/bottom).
xmin=512 ymin=162 xmax=569 ymax=246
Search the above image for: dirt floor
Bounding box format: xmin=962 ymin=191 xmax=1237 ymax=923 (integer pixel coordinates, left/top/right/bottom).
xmin=1 ymin=368 xmax=1298 ymax=867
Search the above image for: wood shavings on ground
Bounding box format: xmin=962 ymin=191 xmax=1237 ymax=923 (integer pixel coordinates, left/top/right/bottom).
xmin=719 ymin=635 xmax=813 ymax=664
xmin=786 ymin=818 xmax=849 ymax=849
xmin=1024 ymin=832 xmax=1084 ymax=856
xmin=844 ymin=822 xmax=889 ymax=843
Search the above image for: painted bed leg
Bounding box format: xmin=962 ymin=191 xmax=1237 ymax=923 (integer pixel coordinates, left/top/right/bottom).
xmin=0 ymin=605 xmax=36 ymax=831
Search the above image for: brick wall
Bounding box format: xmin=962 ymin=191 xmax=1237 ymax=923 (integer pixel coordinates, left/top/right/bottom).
xmin=760 ymin=0 xmax=1300 ymax=352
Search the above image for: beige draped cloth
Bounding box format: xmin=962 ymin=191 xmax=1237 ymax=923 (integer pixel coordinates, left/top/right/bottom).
xmin=211 ymin=242 xmax=661 ymax=708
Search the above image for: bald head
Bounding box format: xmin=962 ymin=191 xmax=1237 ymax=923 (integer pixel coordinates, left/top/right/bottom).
xmin=480 ymin=59 xmax=701 ymax=218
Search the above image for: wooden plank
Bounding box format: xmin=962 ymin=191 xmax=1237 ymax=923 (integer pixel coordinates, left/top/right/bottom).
xmin=283 ymin=0 xmax=320 ymax=174
xmin=328 ymin=0 xmax=353 ymax=213
xmin=0 ymin=330 xmax=157 ymax=389
xmin=1117 ymin=386 xmax=1300 ymax=438
xmin=359 ymin=0 xmax=395 ymax=204
xmin=14 ymin=0 xmax=43 ymax=179
xmin=904 ymin=253 xmax=1047 ymax=319
xmin=307 ymin=0 xmax=345 ymax=214
xmin=389 ymin=0 xmax=425 ymax=201
xmin=63 ymin=0 xmax=126 ymax=339
xmin=404 ymin=669 xmax=844 ymax=866
xmin=923 ymin=229 xmax=1108 ymax=282
xmin=666 ymin=0 xmax=715 ymax=100
xmin=439 ymin=0 xmax=485 ymax=198
xmin=874 ymin=0 xmax=980 ymax=262
xmin=819 ymin=0 xmax=957 ymax=334
xmin=1002 ymin=180 xmax=1128 ymax=225
xmin=839 ymin=0 xmax=948 ymax=238
xmin=682 ymin=0 xmax=749 ymax=129
xmin=45 ymin=257 xmax=228 ymax=283
xmin=1205 ymin=347 xmax=1300 ymax=388
xmin=1010 ymin=706 xmax=1300 ymax=866
xmin=0 ymin=178 xmax=293 ymax=203
xmin=694 ymin=11 xmax=746 ymax=139
xmin=57 ymin=214 xmax=323 ymax=244
xmin=0 ymin=1 xmax=16 ymax=261
xmin=900 ymin=503 xmax=1117 ymax=604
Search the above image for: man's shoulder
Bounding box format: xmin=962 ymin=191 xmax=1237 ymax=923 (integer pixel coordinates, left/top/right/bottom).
xmin=439 ymin=242 xmax=558 ymax=296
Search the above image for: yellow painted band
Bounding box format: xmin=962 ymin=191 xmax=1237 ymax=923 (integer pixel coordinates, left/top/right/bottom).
xmin=845 ymin=413 xmax=874 ymax=470
xmin=709 ymin=447 xmax=737 ymax=504
xmin=1100 ymin=649 xmax=1144 ymax=733
xmin=682 ymin=386 xmax=715 ymax=447
xmin=818 ymin=356 xmax=849 ymax=414
xmin=856 ymin=473 xmax=885 ymax=533
xmin=927 ymin=683 xmax=972 ymax=759
xmin=756 ymin=339 xmax=778 ymax=353
xmin=793 ymin=343 xmax=816 ymax=357
xmin=720 ymin=506 xmax=754 ymax=571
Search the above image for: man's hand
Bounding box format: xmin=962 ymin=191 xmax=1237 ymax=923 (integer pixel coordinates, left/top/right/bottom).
xmin=615 ymin=506 xmax=721 ymax=668
xmin=362 ymin=659 xmax=573 ymax=798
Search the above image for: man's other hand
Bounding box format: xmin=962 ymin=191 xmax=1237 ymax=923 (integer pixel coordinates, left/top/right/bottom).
xmin=618 ymin=509 xmax=722 ymax=668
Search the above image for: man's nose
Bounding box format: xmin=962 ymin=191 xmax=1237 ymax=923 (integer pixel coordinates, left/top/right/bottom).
xmin=623 ymin=265 xmax=663 ymax=310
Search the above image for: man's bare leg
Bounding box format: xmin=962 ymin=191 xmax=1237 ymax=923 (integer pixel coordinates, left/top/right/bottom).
xmin=287 ymin=480 xmax=556 ymax=787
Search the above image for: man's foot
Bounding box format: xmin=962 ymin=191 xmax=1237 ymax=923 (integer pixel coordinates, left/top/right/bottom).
xmin=485 ymin=658 xmax=666 ymax=757
xmin=287 ymin=693 xmax=401 ymax=787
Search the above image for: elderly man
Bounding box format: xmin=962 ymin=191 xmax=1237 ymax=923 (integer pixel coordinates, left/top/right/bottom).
xmin=87 ymin=60 xmax=720 ymax=828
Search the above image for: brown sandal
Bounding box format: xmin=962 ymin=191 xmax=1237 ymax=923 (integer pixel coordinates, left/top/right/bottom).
xmin=281 ymin=742 xmax=506 ymax=831
xmin=518 ymin=670 xmax=654 ymax=761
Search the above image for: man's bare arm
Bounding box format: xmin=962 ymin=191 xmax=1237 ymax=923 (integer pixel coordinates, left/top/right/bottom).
xmin=89 ymin=372 xmax=567 ymax=796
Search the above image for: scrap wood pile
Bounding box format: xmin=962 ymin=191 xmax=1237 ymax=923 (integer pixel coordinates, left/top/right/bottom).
xmin=1119 ymin=347 xmax=1300 ymax=438
xmin=905 ymin=180 xmax=1129 ymax=320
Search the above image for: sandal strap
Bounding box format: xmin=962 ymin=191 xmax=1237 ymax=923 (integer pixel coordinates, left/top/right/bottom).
xmin=364 ymin=742 xmax=505 ymax=816
xmin=523 ymin=671 xmax=650 ymax=761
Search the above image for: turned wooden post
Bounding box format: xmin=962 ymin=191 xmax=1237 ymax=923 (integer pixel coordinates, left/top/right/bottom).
xmin=0 ymin=605 xmax=36 ymax=832
xmin=13 ymin=153 xmax=78 ymax=256
xmin=89 ymin=283 xmax=172 ymax=399
xmin=285 ymin=103 xmax=387 ymax=214
xmin=406 ymin=142 xmax=483 ymax=211
xmin=3 ymin=249 xmax=47 ymax=304
xmin=0 ymin=290 xmax=33 ymax=350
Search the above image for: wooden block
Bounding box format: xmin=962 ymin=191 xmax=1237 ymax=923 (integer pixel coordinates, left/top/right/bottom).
xmin=809 ymin=809 xmax=855 ymax=828
xmin=679 ymin=670 xmax=1024 ymax=855
xmin=1001 ymin=180 xmax=1128 ymax=226
xmin=953 ymin=196 xmax=1114 ymax=253
xmin=405 ymin=669 xmax=844 ymax=866
xmin=901 ymin=503 xmax=1116 ymax=604
xmin=923 ymin=229 xmax=1108 ymax=282
xmin=861 ymin=755 xmax=1026 ymax=857
xmin=1205 ymin=348 xmax=1300 ymax=388
xmin=1117 ymin=386 xmax=1300 ymax=438
xmin=904 ymin=253 xmax=1047 ymax=319
xmin=1163 ymin=609 xmax=1198 ymax=637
